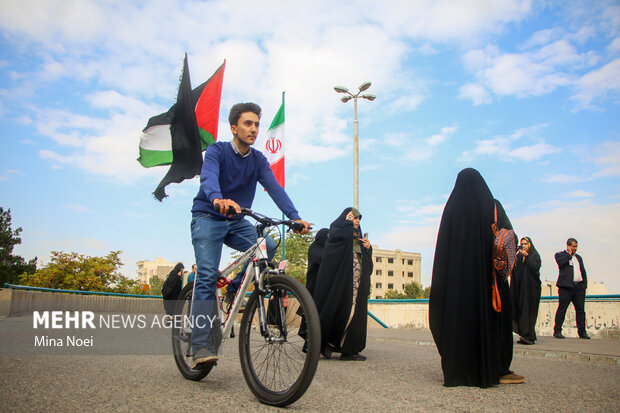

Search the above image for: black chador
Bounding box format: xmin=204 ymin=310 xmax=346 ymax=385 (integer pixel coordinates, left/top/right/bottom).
xmin=429 ymin=168 xmax=516 ymax=387
xmin=306 ymin=228 xmax=329 ymax=297
xmin=298 ymin=228 xmax=329 ymax=347
xmin=510 ymin=236 xmax=542 ymax=344
xmin=312 ymin=208 xmax=373 ymax=357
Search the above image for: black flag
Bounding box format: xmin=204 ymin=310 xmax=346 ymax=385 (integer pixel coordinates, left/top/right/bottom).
xmin=152 ymin=54 xmax=203 ymax=201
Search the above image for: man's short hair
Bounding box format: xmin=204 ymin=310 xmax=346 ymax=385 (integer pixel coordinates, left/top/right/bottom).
xmin=567 ymin=237 xmax=578 ymax=246
xmin=229 ymin=102 xmax=261 ymax=126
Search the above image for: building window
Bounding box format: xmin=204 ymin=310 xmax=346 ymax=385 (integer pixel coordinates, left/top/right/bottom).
xmin=376 ymin=257 xmax=382 ymax=263
xmin=408 ymin=272 xmax=414 ymax=278
xmin=388 ymin=258 xmax=394 ymax=264
xmin=402 ymin=259 xmax=405 ymax=264
xmin=402 ymin=271 xmax=405 ymax=277
xmin=375 ymin=296 xmax=382 ymax=299
xmin=402 ymin=284 xmax=405 ymax=289
xmin=375 ymin=282 xmax=382 ymax=289
xmin=388 ymin=283 xmax=394 ymax=289
xmin=376 ymin=269 xmax=382 ymax=276
xmin=388 ymin=270 xmax=394 ymax=276
xmin=408 ymin=259 xmax=413 ymax=265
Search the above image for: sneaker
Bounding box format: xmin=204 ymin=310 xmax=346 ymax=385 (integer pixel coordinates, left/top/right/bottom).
xmin=500 ymin=372 xmax=525 ymax=384
xmin=339 ymin=353 xmax=367 ymax=361
xmin=553 ymin=332 xmax=565 ymax=339
xmin=191 ymin=347 xmax=218 ymax=369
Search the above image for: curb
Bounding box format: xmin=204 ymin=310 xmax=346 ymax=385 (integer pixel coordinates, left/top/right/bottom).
xmin=513 ymin=348 xmax=620 ymax=366
xmin=369 ymin=336 xmax=620 ymax=366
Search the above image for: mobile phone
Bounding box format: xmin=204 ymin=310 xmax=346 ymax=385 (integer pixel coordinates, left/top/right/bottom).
xmin=363 ymin=232 xmax=368 ymax=239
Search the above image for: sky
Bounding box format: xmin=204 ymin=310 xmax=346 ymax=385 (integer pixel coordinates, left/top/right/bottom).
xmin=1 ymin=0 xmax=619 ymax=293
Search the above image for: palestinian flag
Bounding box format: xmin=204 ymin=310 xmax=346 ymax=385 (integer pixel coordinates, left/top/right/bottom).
xmin=138 ymin=57 xmax=225 ymax=200
xmin=263 ymin=100 xmax=285 ymax=188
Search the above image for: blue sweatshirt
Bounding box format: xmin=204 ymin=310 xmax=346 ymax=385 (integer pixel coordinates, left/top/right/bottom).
xmin=192 ymin=141 xmax=301 ymax=220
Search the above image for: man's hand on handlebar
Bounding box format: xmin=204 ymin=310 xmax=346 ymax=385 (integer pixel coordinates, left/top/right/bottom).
xmin=213 ymin=199 xmax=241 ymax=217
xmin=294 ymin=219 xmax=311 ymax=235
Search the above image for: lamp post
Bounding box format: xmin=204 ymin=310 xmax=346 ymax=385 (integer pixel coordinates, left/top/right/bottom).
xmin=334 ymin=82 xmax=375 ymax=210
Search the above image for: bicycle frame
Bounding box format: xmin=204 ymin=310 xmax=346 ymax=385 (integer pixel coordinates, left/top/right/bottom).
xmin=191 ymin=234 xmax=272 ymax=344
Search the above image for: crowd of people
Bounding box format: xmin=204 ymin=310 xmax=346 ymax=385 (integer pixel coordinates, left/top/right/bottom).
xmin=162 ymin=100 xmax=590 ymax=388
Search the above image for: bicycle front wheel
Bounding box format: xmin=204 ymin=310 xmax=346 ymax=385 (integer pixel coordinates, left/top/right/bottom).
xmin=171 ymin=282 xmax=213 ymax=381
xmin=239 ymin=274 xmax=321 ymax=407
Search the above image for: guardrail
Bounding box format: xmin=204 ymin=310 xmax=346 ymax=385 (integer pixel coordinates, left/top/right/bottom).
xmin=3 ymin=283 xmax=163 ymax=298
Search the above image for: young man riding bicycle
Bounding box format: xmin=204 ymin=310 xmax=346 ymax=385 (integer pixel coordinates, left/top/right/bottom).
xmin=190 ymin=102 xmax=310 ymax=369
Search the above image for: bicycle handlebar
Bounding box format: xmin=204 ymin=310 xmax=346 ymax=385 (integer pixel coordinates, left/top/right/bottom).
xmin=214 ymin=205 xmax=310 ymax=232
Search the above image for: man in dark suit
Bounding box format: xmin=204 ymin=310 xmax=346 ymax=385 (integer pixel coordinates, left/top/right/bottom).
xmin=553 ymin=238 xmax=590 ymax=339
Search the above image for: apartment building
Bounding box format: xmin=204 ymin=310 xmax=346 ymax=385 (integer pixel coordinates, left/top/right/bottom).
xmin=136 ymin=257 xmax=177 ymax=285
xmin=371 ymin=246 xmax=422 ymax=299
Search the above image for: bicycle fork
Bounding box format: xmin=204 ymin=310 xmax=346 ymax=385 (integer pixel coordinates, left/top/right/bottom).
xmin=254 ymin=265 xmax=288 ymax=343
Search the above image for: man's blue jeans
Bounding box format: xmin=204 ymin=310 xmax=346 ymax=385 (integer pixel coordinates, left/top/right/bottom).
xmin=190 ymin=213 xmax=275 ymax=353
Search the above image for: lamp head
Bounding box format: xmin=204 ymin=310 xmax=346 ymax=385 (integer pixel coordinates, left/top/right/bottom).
xmin=341 ymin=96 xmax=352 ymax=103
xmin=334 ymin=86 xmax=349 ymax=94
xmin=361 ymin=94 xmax=376 ymax=101
xmin=358 ymin=81 xmax=371 ymax=92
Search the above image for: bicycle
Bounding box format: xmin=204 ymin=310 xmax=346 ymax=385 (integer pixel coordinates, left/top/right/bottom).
xmin=171 ymin=208 xmax=321 ymax=407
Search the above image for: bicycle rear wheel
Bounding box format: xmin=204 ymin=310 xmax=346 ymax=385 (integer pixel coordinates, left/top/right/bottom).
xmin=239 ymin=274 xmax=321 ymax=406
xmin=171 ymin=282 xmax=213 ymax=381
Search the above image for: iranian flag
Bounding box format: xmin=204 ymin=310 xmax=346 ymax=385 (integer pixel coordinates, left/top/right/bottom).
xmin=264 ymin=100 xmax=285 ymax=188
xmin=137 ymin=57 xmax=225 ymax=200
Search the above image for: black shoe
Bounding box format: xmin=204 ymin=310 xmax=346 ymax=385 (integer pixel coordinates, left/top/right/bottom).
xmin=579 ymin=333 xmax=591 ymax=339
xmin=321 ymin=345 xmax=332 ymax=359
xmin=517 ymin=337 xmax=534 ymax=345
xmin=553 ymin=332 xmax=565 ymax=339
xmin=340 ymin=353 xmax=366 ymax=361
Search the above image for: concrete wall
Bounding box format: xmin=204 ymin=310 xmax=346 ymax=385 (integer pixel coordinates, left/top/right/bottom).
xmin=2 ymin=288 xmax=618 ymax=340
xmin=0 ymin=288 xmax=165 ymax=316
xmin=368 ymin=298 xmax=620 ymax=340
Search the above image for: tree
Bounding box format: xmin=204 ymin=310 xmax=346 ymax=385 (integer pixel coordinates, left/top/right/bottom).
xmin=229 ymin=228 xmax=316 ymax=284
xmin=114 ymin=276 xmax=142 ymax=295
xmin=149 ymin=276 xmax=164 ymax=296
xmin=0 ymin=207 xmax=36 ymax=285
xmin=271 ymin=229 xmax=315 ymax=284
xmin=19 ymin=250 xmax=139 ymax=293
xmin=383 ymin=281 xmax=429 ymax=299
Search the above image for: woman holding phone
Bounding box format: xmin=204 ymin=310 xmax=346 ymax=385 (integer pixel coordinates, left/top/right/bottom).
xmin=312 ymin=207 xmax=373 ymax=361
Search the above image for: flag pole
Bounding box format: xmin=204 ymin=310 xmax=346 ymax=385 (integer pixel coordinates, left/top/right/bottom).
xmin=281 ymin=91 xmax=286 ymax=263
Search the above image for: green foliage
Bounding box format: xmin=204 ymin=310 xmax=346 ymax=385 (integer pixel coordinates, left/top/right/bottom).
xmin=19 ymin=250 xmax=139 ymax=294
xmin=230 ymin=228 xmax=316 ymax=284
xmin=271 ymin=229 xmax=315 ymax=284
xmin=383 ymin=281 xmax=430 ymax=299
xmin=0 ymin=207 xmax=37 ymax=285
xmin=148 ymin=276 xmax=164 ymax=296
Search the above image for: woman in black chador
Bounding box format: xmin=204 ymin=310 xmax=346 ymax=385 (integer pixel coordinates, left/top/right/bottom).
xmin=298 ymin=228 xmax=329 ymax=351
xmin=306 ymin=228 xmax=329 ymax=297
xmin=429 ymin=168 xmax=524 ymax=387
xmin=510 ymin=236 xmax=542 ymax=345
xmin=162 ymin=263 xmax=184 ymax=316
xmin=312 ymin=208 xmax=373 ymax=361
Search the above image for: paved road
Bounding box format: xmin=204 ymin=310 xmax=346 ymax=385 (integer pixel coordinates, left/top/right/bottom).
xmin=1 ymin=327 xmax=618 ymax=412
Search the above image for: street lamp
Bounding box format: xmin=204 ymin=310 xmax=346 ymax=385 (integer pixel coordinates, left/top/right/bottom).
xmin=334 ymin=82 xmax=375 ymax=210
